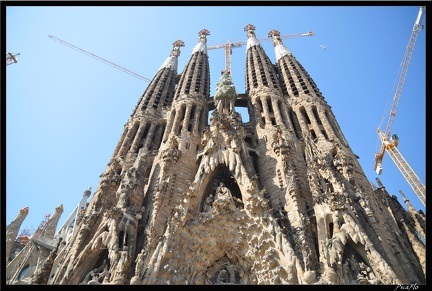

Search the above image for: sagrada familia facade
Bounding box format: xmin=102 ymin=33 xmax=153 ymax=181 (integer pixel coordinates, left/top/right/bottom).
xmin=5 ymin=25 xmax=426 ymax=285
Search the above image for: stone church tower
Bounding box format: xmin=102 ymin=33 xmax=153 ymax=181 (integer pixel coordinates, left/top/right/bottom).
xmin=6 ymin=25 xmax=425 ymax=285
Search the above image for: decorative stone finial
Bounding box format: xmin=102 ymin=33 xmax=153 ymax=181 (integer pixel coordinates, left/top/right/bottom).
xmin=198 ymin=29 xmax=210 ymax=43
xmin=268 ymin=29 xmax=283 ymax=46
xmin=244 ymin=24 xmax=256 ymax=38
xmin=171 ymin=40 xmax=185 ymax=57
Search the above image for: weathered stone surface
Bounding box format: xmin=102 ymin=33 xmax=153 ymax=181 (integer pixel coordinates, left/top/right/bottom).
xmin=6 ymin=27 xmax=425 ymax=285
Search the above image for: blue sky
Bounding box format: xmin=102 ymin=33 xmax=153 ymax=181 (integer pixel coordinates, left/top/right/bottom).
xmin=5 ymin=5 xmax=426 ymax=234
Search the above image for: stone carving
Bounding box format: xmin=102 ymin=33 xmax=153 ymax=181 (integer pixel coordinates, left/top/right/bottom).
xmin=332 ymin=143 xmax=355 ymax=184
xmin=6 ymin=206 xmax=29 ymax=264
xmin=206 ymin=257 xmax=242 ymax=284
xmin=134 ymin=248 xmax=147 ymax=278
xmin=203 ymin=194 xmax=214 ymax=212
xmin=79 ymin=259 xmax=109 ymax=285
xmin=8 ymin=25 xmax=425 ymax=286
xmin=214 ymin=71 xmax=237 ymax=114
xmin=212 ymin=183 xmax=240 ymax=213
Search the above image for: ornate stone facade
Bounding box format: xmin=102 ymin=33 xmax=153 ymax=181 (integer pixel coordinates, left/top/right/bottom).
xmin=6 ymin=25 xmax=425 ymax=285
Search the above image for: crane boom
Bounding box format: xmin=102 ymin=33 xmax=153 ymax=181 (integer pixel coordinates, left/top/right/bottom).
xmin=377 ymin=129 xmax=425 ymax=206
xmin=208 ymin=31 xmax=314 ymax=75
xmin=373 ymin=6 xmax=425 ymax=174
xmin=384 ymin=6 xmax=425 ymax=138
xmin=48 ymin=35 xmax=151 ymax=83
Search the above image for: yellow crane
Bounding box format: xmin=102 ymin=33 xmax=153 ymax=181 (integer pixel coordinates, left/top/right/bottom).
xmin=6 ymin=52 xmax=20 ymax=66
xmin=373 ymin=6 xmax=425 ymax=206
xmin=207 ymin=31 xmax=314 ymax=76
xmin=48 ymin=35 xmax=152 ymax=83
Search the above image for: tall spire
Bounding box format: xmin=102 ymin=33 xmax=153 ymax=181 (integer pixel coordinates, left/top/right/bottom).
xmin=244 ymin=24 xmax=282 ymax=94
xmin=172 ymin=28 xmax=211 ymax=101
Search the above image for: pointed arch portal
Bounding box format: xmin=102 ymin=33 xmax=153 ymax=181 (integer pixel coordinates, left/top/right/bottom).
xmin=200 ymin=164 xmax=243 ymax=212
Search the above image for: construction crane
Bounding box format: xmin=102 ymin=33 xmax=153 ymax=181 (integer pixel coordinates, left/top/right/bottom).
xmin=6 ymin=52 xmax=20 ymax=66
xmin=48 ymin=35 xmax=151 ymax=83
xmin=208 ymin=31 xmax=314 ymax=76
xmin=373 ymin=6 xmax=425 ymax=206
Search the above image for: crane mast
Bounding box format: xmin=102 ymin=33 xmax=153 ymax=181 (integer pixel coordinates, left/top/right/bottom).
xmin=377 ymin=129 xmax=425 ymax=206
xmin=208 ymin=31 xmax=314 ymax=76
xmin=373 ymin=6 xmax=425 ymax=206
xmin=48 ymin=35 xmax=151 ymax=83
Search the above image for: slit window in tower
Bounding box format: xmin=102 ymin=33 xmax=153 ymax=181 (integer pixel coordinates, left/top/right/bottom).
xmin=249 ymin=53 xmax=258 ymax=88
xmin=260 ymin=117 xmax=266 ymax=128
xmin=188 ymin=105 xmax=196 ymax=132
xmin=195 ymin=63 xmax=202 ymax=93
xmin=257 ymin=98 xmax=264 ymax=114
xmin=325 ymin=109 xmax=344 ymax=145
xmin=269 ymin=63 xmax=278 ymax=88
xmin=322 ymin=130 xmax=329 ymax=140
xmin=256 ymin=98 xmax=265 ymax=128
xmin=328 ymin=222 xmax=334 ymax=239
xmin=155 ymin=95 xmax=161 ymax=108
xmin=180 ymin=104 xmax=186 ymax=120
xmin=144 ymin=166 xmax=151 ymax=179
xmin=142 ymin=122 xmax=151 ymax=138
xmin=163 ymin=75 xmax=173 ymax=106
xmin=310 ymin=129 xmax=317 ymax=141
xmin=312 ymin=106 xmax=322 ymax=125
xmin=246 ymin=63 xmax=251 ymax=92
xmin=119 ymin=231 xmax=125 ymax=249
xmin=150 ymin=124 xmax=165 ymax=151
xmin=266 ymin=97 xmax=273 ymax=114
xmin=176 ymin=104 xmax=186 ymax=135
xmin=288 ymin=108 xmax=302 ymax=140
xmin=136 ymin=122 xmax=151 ymax=153
xmin=278 ymin=100 xmax=290 ymax=130
xmin=197 ymin=106 xmax=204 ymax=132
xmin=300 ymin=107 xmax=311 ymax=125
